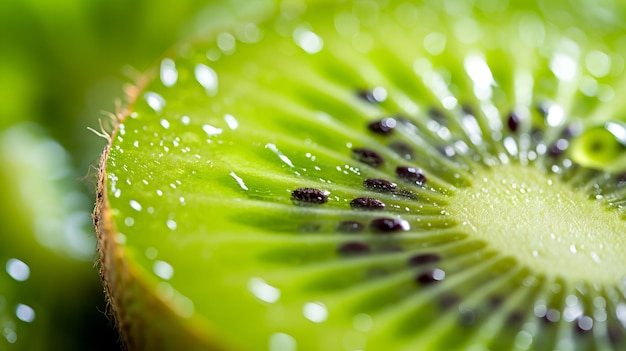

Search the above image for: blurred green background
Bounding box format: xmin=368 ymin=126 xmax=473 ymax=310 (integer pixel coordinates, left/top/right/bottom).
xmin=0 ymin=0 xmax=230 ymax=349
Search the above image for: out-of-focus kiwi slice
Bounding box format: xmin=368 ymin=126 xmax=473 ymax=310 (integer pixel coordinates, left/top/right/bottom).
xmin=95 ymin=0 xmax=626 ymax=350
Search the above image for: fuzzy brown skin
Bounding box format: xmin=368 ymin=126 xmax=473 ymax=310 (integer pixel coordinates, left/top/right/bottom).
xmin=93 ymin=78 xmax=234 ymax=351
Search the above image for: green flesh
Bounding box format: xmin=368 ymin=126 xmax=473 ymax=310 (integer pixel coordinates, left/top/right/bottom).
xmin=101 ymin=1 xmax=626 ymax=350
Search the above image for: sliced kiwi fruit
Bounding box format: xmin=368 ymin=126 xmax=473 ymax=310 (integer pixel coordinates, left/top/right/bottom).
xmin=94 ymin=0 xmax=626 ymax=350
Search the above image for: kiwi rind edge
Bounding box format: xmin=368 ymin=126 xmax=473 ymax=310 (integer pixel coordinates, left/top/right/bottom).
xmin=93 ymin=73 xmax=237 ymax=351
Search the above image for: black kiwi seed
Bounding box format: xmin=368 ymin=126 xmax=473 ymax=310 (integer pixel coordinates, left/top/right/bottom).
xmin=364 ymin=178 xmax=397 ymax=193
xmin=337 ymin=220 xmax=365 ymax=233
xmin=396 ymin=166 xmax=427 ymax=185
xmin=616 ymin=172 xmax=626 ymax=187
xmin=461 ymin=105 xmax=475 ymax=116
xmin=415 ymin=268 xmax=446 ymax=285
xmin=356 ymin=89 xmax=384 ymax=104
xmin=368 ymin=118 xmax=397 ymax=135
xmin=458 ymin=309 xmax=477 ymax=326
xmin=507 ymin=112 xmax=520 ymax=132
xmin=350 ymin=197 xmax=385 ymax=210
xmin=487 ymin=295 xmax=504 ymax=308
xmin=407 ymin=253 xmax=441 ymax=266
xmin=352 ymin=148 xmax=384 ymax=168
xmin=537 ymin=104 xmax=549 ymax=117
xmin=561 ymin=123 xmax=581 ymax=139
xmin=357 ymin=89 xmax=377 ymax=103
xmin=370 ymin=217 xmax=409 ymax=233
xmin=547 ymin=139 xmax=568 ymax=157
xmin=428 ymin=108 xmax=446 ymax=124
xmin=291 ymin=188 xmax=328 ymax=205
xmin=575 ymin=315 xmax=594 ymax=333
xmin=507 ymin=311 xmax=525 ymax=325
xmin=608 ymin=325 xmax=623 ymax=344
xmin=438 ymin=293 xmax=460 ymax=309
xmin=389 ymin=141 xmax=415 ymax=160
xmin=338 ymin=241 xmax=371 ymax=256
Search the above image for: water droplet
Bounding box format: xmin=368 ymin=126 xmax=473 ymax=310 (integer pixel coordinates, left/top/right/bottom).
xmin=160 ymin=58 xmax=178 ymax=87
xmin=173 ymin=293 xmax=195 ymax=318
xmin=424 ymin=32 xmax=446 ymax=55
xmin=269 ymin=332 xmax=297 ymax=351
xmin=145 ymin=247 xmax=158 ymax=259
xmin=236 ymin=23 xmax=262 ymax=43
xmin=576 ymin=315 xmax=594 ymax=333
xmin=6 ymin=259 xmax=29 ymax=282
xmin=566 ymin=294 xmax=578 ymax=306
xmin=153 ymin=260 xmax=174 ymax=280
xmin=545 ymin=105 xmax=565 ymax=127
xmin=248 ymin=277 xmax=280 ymax=303
xmin=353 ymin=313 xmax=373 ymax=332
xmin=266 ymin=143 xmax=295 ymax=167
xmin=503 ymin=136 xmax=518 ymax=155
xmin=550 ymin=53 xmax=578 ymax=82
xmin=195 ymin=64 xmax=218 ymax=96
xmin=3 ymin=327 xmax=17 ymax=343
xmin=217 ymin=32 xmax=236 ymax=54
xmin=514 ymin=330 xmax=533 ymax=350
xmin=144 ymin=92 xmax=166 ymax=113
xmin=303 ymin=301 xmax=328 ymax=323
xmin=230 ymin=171 xmax=249 ymax=191
xmin=293 ymin=27 xmax=323 ymax=54
xmin=224 ymin=114 xmax=239 ymax=130
xmin=15 ymin=304 xmax=35 ymax=323
xmin=129 ymin=200 xmax=142 ymax=211
xmin=586 ymin=50 xmax=611 ymax=78
xmin=166 ymin=219 xmax=177 ymax=231
xmin=203 ymin=124 xmax=223 ymax=137
xmin=372 ymin=86 xmax=387 ymax=101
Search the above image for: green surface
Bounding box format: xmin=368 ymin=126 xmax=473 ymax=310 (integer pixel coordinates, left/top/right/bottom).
xmin=0 ymin=0 xmax=261 ymax=349
xmin=101 ymin=0 xmax=626 ymax=350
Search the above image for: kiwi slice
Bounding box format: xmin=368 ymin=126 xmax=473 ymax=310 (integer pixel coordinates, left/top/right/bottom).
xmin=95 ymin=0 xmax=626 ymax=350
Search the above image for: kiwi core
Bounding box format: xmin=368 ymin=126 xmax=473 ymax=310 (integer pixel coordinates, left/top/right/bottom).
xmin=449 ymin=164 xmax=626 ymax=284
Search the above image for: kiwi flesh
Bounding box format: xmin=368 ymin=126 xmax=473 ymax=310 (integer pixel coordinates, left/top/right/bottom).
xmin=95 ymin=0 xmax=626 ymax=350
